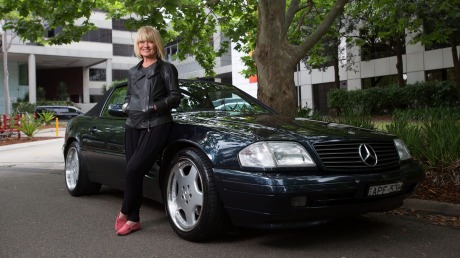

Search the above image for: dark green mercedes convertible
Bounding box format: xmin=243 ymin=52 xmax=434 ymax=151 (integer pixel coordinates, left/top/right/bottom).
xmin=63 ymin=80 xmax=424 ymax=242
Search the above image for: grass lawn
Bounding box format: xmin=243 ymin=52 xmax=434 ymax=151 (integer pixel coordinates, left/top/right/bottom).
xmin=373 ymin=120 xmax=392 ymax=131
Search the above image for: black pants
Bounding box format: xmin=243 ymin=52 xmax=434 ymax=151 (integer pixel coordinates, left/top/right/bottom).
xmin=121 ymin=122 xmax=172 ymax=222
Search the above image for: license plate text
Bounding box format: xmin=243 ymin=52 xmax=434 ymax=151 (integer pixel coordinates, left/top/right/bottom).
xmin=368 ymin=182 xmax=403 ymax=196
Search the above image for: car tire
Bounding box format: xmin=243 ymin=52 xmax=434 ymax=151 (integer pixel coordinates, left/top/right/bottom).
xmin=165 ymin=147 xmax=228 ymax=242
xmin=65 ymin=141 xmax=101 ymax=196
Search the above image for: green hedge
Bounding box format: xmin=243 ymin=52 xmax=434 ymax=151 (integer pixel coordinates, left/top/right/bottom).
xmin=328 ymin=81 xmax=458 ymax=115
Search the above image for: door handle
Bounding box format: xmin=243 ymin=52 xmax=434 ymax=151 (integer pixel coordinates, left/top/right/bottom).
xmin=90 ymin=126 xmax=101 ymax=133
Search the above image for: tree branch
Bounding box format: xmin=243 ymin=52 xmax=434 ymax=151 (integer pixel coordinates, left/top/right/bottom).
xmin=296 ymin=0 xmax=348 ymax=59
xmin=284 ymin=0 xmax=300 ymax=35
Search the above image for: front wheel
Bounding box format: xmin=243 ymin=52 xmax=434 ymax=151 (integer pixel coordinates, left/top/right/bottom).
xmin=165 ymin=147 xmax=228 ymax=242
xmin=65 ymin=141 xmax=101 ymax=196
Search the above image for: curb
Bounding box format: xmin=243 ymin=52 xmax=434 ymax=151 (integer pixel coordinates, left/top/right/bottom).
xmin=403 ymin=199 xmax=460 ymax=217
xmin=0 ymin=138 xmax=64 ymax=151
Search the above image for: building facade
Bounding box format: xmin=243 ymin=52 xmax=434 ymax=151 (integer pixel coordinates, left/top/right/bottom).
xmin=0 ymin=10 xmax=235 ymax=114
xmin=1 ymin=10 xmax=458 ymax=114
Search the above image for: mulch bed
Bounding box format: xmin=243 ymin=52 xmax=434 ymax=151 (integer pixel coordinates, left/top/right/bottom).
xmin=0 ymin=136 xmax=58 ymax=146
xmin=411 ymin=172 xmax=460 ymax=204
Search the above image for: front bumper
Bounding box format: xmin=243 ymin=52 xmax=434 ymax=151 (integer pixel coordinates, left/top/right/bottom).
xmin=213 ymin=161 xmax=424 ymax=229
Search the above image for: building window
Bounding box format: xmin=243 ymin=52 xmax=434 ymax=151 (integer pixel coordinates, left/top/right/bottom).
xmin=90 ymin=95 xmax=104 ymax=103
xmin=112 ymin=19 xmax=135 ymax=32
xmin=113 ymin=44 xmax=134 ymax=57
xmin=19 ymin=64 xmax=28 ymax=85
xmin=426 ymin=68 xmax=455 ymax=82
xmin=90 ymin=69 xmax=106 ymax=81
xmin=82 ymin=28 xmax=112 ymax=43
xmin=113 ymin=69 xmax=129 ymax=81
xmin=360 ymin=41 xmax=406 ymax=61
xmin=362 ymin=75 xmax=399 ymax=89
xmin=165 ymin=39 xmax=179 ymax=62
xmin=359 ymin=28 xmax=406 ymax=61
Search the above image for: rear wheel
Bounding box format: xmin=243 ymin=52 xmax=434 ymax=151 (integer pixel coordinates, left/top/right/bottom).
xmin=165 ymin=147 xmax=228 ymax=242
xmin=65 ymin=141 xmax=101 ymax=196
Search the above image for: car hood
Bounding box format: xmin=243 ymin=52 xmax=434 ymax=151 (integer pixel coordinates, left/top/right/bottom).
xmin=173 ymin=112 xmax=393 ymax=142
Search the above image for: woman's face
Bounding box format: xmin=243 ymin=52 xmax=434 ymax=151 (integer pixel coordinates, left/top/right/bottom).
xmin=138 ymin=40 xmax=156 ymax=59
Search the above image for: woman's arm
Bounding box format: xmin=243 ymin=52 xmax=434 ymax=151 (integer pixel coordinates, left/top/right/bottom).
xmin=153 ymin=63 xmax=182 ymax=114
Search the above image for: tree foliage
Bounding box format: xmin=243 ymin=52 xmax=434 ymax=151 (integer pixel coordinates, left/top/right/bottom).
xmin=2 ymin=0 xmax=459 ymax=116
xmin=345 ymin=0 xmax=415 ymax=87
xmin=0 ymin=0 xmax=101 ymax=114
xmin=0 ymin=0 xmax=98 ymax=45
xmin=409 ymin=0 xmax=460 ymax=101
xmin=97 ymin=0 xmax=349 ymax=116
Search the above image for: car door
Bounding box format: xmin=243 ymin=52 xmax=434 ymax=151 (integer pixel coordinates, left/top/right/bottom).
xmin=83 ymin=87 xmax=127 ymax=189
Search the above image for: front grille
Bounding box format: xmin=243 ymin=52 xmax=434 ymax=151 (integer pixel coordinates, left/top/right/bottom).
xmin=313 ymin=141 xmax=400 ymax=170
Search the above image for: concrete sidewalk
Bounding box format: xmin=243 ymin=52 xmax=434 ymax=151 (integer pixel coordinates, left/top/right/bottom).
xmin=33 ymin=127 xmax=67 ymax=138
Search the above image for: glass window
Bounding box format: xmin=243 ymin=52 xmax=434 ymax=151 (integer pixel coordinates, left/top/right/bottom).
xmin=102 ymin=86 xmax=127 ymax=118
xmin=81 ymin=28 xmax=112 ymax=43
xmin=426 ymin=68 xmax=455 ymax=82
xmin=112 ymin=19 xmax=135 ymax=31
xmin=113 ymin=44 xmax=134 ymax=57
xmin=113 ymin=70 xmax=129 ymax=81
xmin=165 ymin=44 xmax=178 ymax=61
xmin=19 ymin=64 xmax=28 ymax=85
xmin=176 ymin=81 xmax=267 ymax=114
xmin=90 ymin=69 xmax=106 ymax=81
xmin=362 ymin=75 xmax=399 ymax=89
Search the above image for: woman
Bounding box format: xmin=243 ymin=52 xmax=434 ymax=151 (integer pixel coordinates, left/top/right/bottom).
xmin=115 ymin=26 xmax=182 ymax=236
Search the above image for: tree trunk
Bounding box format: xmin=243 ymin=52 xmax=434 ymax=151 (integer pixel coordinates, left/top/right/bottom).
xmin=396 ymin=36 xmax=405 ymax=87
xmin=254 ymin=0 xmax=348 ymax=117
xmin=452 ymin=43 xmax=460 ymax=103
xmin=254 ymin=0 xmax=298 ymax=117
xmin=2 ymin=30 xmax=11 ymax=115
xmin=255 ymin=52 xmax=298 ymax=117
xmin=333 ymin=57 xmax=340 ymax=89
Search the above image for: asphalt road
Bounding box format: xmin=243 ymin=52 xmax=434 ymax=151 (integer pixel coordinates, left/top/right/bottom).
xmin=1 ymin=139 xmax=459 ymax=257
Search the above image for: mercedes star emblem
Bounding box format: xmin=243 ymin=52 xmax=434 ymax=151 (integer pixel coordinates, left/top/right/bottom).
xmin=359 ymin=144 xmax=378 ymax=166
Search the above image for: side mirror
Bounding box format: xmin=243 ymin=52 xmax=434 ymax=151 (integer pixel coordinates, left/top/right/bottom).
xmin=108 ymin=104 xmax=126 ymax=117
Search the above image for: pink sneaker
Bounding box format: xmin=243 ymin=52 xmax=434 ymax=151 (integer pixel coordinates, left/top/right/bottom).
xmin=116 ymin=222 xmax=141 ymax=236
xmin=115 ymin=214 xmax=127 ymax=231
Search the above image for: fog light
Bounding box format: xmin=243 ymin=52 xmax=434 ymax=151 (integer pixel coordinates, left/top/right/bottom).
xmin=291 ymin=196 xmax=307 ymax=207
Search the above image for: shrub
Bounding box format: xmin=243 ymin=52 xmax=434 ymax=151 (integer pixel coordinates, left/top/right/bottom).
xmin=328 ymin=81 xmax=458 ymax=115
xmin=13 ymin=114 xmax=43 ymax=139
xmin=13 ymin=102 xmax=36 ymax=114
xmin=385 ymin=107 xmax=460 ymax=185
xmin=333 ymin=105 xmax=375 ymax=130
xmin=38 ymin=111 xmax=56 ymax=125
xmin=296 ymin=106 xmax=323 ymax=120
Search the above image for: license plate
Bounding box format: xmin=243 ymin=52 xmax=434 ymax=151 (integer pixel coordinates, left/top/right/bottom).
xmin=368 ymin=182 xmax=403 ymax=196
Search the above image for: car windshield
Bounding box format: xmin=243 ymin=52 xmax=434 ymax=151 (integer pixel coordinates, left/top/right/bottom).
xmin=176 ymin=81 xmax=269 ymax=114
xmin=102 ymin=80 xmax=271 ymax=118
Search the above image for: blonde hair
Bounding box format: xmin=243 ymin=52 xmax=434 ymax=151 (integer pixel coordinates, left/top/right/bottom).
xmin=133 ymin=26 xmax=165 ymax=60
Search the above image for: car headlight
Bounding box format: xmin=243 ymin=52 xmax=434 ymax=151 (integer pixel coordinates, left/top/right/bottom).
xmin=394 ymin=138 xmax=412 ymax=161
xmin=239 ymin=141 xmax=316 ymax=168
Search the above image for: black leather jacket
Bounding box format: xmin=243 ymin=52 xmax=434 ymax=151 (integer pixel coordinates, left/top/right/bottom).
xmin=124 ymin=59 xmax=182 ymax=129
